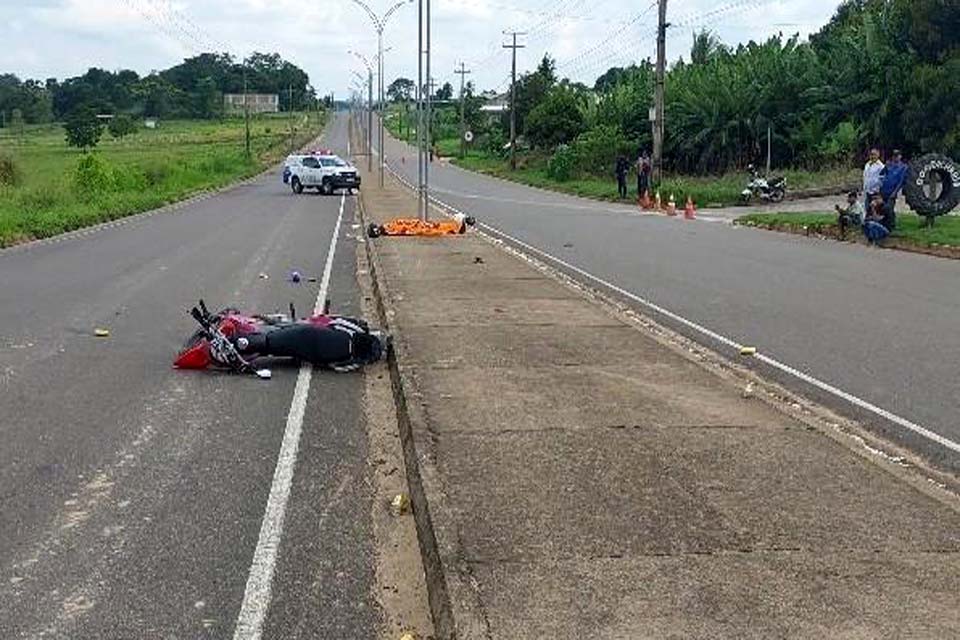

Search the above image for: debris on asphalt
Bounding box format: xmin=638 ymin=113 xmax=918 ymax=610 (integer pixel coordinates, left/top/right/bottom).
xmin=94 ymin=329 xmax=110 ymax=338
xmin=399 ymin=633 xmax=418 ymax=640
xmin=308 ymin=276 xmax=318 ymax=283
xmin=289 ymin=270 xmax=302 ymax=283
xmin=258 ymin=272 xmax=269 ymax=280
xmin=389 ymin=493 xmax=410 ymax=516
xmin=739 ymin=346 xmax=757 ymax=356
xmin=474 ymin=256 xmax=484 ymax=264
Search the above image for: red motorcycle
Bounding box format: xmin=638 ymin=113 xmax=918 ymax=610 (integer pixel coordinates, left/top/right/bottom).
xmin=174 ymin=300 xmax=389 ymax=377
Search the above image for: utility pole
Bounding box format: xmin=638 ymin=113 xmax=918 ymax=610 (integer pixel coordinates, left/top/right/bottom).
xmin=424 ymin=0 xmax=432 ymax=217
xmin=455 ymin=62 xmax=472 ymax=159
xmin=288 ymin=84 xmax=294 ymax=151
xmin=243 ymin=64 xmax=251 ymax=158
xmin=652 ymin=0 xmax=668 ymax=185
xmin=503 ymin=31 xmax=526 ymax=171
xmin=367 ymin=69 xmax=374 ymax=172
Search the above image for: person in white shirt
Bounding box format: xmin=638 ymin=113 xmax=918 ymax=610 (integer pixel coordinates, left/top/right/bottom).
xmin=863 ymin=148 xmax=884 ymax=207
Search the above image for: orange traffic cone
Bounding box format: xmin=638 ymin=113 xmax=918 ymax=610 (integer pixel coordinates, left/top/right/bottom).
xmin=666 ymin=193 xmax=677 ymax=216
xmin=654 ymin=190 xmax=663 ymax=211
xmin=684 ymin=196 xmax=697 ymax=220
xmin=640 ymin=189 xmax=653 ymax=210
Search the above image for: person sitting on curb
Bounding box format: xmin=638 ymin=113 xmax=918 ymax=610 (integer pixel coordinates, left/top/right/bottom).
xmin=835 ymin=191 xmax=864 ymax=239
xmin=863 ymin=193 xmax=890 ymax=245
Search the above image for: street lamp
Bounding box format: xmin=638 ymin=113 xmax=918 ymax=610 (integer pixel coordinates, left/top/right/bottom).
xmin=347 ymin=0 xmax=412 ymax=187
xmin=350 ymin=54 xmax=376 ymax=172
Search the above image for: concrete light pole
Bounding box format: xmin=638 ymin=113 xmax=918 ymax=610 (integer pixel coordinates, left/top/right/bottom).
xmin=350 ymin=54 xmax=375 ymax=170
xmin=348 ymin=0 xmax=413 ymax=188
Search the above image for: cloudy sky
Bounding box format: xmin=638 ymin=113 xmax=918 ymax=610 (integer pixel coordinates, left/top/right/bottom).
xmin=1 ymin=0 xmax=841 ymax=96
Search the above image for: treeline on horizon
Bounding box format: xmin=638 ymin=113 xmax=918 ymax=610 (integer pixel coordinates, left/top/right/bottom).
xmin=396 ymin=0 xmax=960 ymax=174
xmin=0 ymin=52 xmax=321 ymax=124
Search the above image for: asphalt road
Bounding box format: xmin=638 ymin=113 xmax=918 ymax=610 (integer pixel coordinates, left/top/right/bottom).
xmin=377 ymin=126 xmax=960 ymax=469
xmin=0 ymin=115 xmax=381 ymax=637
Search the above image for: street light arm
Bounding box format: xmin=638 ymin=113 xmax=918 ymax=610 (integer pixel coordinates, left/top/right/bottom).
xmin=348 ymin=50 xmax=374 ymax=73
xmin=382 ymin=0 xmax=412 ymax=29
xmin=347 ymin=0 xmax=383 ymax=31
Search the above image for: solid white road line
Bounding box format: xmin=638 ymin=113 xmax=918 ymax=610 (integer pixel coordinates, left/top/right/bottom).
xmin=233 ymin=194 xmax=347 ymax=640
xmin=383 ymin=161 xmax=960 ymax=456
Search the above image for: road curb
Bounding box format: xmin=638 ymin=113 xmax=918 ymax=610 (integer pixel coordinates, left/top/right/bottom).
xmin=355 ymin=192 xmax=490 ymax=640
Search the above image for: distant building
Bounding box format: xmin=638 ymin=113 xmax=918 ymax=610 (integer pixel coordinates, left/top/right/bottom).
xmin=223 ymin=94 xmax=279 ymax=115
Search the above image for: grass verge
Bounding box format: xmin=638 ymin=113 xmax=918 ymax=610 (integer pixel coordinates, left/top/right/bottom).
xmin=736 ymin=212 xmax=960 ymax=249
xmin=0 ymin=112 xmax=326 ymax=248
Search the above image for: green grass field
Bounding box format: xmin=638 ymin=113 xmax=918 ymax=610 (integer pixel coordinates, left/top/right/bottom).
xmin=736 ymin=212 xmax=960 ymax=248
xmin=0 ymin=112 xmax=326 ymax=247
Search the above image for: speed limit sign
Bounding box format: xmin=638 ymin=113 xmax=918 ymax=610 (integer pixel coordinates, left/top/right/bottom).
xmin=464 ymin=130 xmax=474 ymax=143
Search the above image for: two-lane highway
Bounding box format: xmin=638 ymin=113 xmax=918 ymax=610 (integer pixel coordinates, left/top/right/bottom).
xmin=0 ymin=114 xmax=383 ymax=638
xmin=378 ymin=126 xmax=960 ymax=469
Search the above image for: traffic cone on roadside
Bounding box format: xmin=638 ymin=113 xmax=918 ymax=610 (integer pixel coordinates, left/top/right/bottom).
xmin=684 ymin=196 xmax=697 ymax=220
xmin=655 ymin=190 xmax=663 ymax=211
xmin=640 ymin=189 xmax=653 ymax=210
xmin=666 ymin=193 xmax=677 ymax=216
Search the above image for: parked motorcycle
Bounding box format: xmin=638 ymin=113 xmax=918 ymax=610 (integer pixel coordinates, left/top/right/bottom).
xmin=740 ymin=165 xmax=786 ymax=204
xmin=174 ymin=300 xmax=389 ymax=377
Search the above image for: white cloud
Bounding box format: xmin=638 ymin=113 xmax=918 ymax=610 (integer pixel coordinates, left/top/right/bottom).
xmin=0 ymin=0 xmax=841 ymax=95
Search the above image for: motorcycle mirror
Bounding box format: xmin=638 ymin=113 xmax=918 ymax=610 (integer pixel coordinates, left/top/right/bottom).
xmin=255 ymin=369 xmax=273 ymax=380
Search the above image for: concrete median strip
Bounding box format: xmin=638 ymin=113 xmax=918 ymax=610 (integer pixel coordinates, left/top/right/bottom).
xmin=355 ymin=152 xmax=960 ymax=638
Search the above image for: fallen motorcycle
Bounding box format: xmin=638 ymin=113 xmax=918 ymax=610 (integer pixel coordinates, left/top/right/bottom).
xmin=174 ymin=300 xmax=389 ymax=377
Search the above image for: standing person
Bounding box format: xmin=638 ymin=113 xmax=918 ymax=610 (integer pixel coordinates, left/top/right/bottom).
xmin=880 ymin=149 xmax=908 ymax=231
xmin=615 ymin=155 xmax=629 ymax=199
xmin=636 ymin=150 xmax=651 ymax=200
xmin=863 ymin=148 xmax=884 ymax=210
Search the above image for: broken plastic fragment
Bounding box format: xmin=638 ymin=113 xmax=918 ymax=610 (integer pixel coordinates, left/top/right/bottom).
xmin=255 ymin=369 xmax=273 ymax=380
xmin=389 ymin=493 xmax=410 ymax=516
xmin=94 ymin=329 xmax=110 ymax=338
xmin=739 ymin=346 xmax=757 ymax=356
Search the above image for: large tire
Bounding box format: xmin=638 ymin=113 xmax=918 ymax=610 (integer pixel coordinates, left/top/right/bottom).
xmin=904 ymin=153 xmax=960 ymax=218
xmin=770 ymin=187 xmax=785 ymax=203
xmin=291 ymin=177 xmax=304 ymax=194
xmin=321 ymin=178 xmax=334 ymax=196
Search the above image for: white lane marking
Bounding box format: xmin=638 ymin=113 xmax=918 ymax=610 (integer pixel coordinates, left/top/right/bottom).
xmin=383 ymin=162 xmax=960 ymax=456
xmin=233 ymin=194 xmax=347 ymax=640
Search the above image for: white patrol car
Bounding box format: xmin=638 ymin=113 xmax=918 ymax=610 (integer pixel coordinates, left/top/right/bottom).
xmin=283 ymin=153 xmax=361 ymax=195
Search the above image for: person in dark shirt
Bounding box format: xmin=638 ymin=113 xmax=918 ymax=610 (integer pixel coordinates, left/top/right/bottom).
xmin=880 ymin=149 xmax=908 ymax=231
xmin=615 ymin=155 xmax=630 ymax=199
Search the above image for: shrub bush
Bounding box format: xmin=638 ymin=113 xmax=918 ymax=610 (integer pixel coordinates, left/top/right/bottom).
xmin=0 ymin=155 xmax=22 ymax=186
xmin=547 ymin=144 xmax=576 ymax=182
xmin=571 ymin=125 xmax=627 ymax=175
xmin=74 ymin=154 xmax=114 ymax=197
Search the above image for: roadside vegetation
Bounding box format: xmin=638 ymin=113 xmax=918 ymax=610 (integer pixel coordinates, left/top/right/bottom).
xmin=384 ymin=0 xmax=957 ymax=206
xmin=0 ymin=50 xmax=330 ymax=247
xmin=0 ymin=113 xmax=325 ymax=247
xmin=736 ymin=212 xmax=960 ymax=249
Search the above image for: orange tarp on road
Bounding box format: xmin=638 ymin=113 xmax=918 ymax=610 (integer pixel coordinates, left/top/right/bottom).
xmin=380 ymin=217 xmax=468 ymax=236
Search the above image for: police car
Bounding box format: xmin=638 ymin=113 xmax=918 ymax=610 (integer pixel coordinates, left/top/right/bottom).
xmin=283 ymin=150 xmax=361 ymax=195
